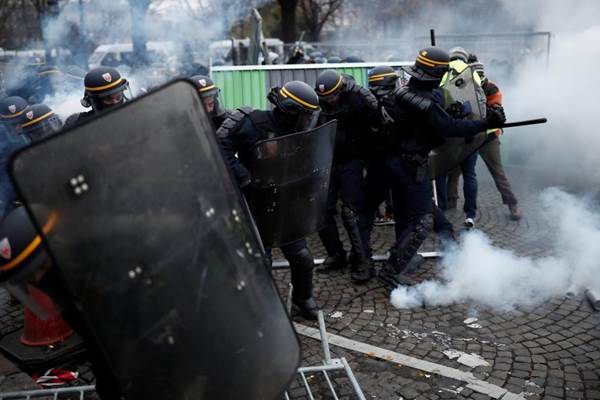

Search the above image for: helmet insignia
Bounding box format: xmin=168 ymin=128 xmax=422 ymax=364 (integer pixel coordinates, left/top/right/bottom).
xmin=26 ymin=111 xmax=34 ymax=120
xmin=421 ymin=51 xmax=428 ymax=56
xmin=102 ymin=73 xmax=112 ymax=83
xmin=0 ymin=238 xmax=11 ymax=260
xmin=318 ymin=84 xmax=325 ymax=92
xmin=8 ymin=105 xmax=16 ymax=114
xmin=198 ymin=79 xmax=206 ymax=87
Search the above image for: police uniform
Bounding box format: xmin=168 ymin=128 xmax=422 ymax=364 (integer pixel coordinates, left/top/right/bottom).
xmin=216 ymin=81 xmax=321 ymax=320
xmin=314 ymin=70 xmax=379 ymax=283
xmin=378 ymin=47 xmax=505 ymax=286
xmin=0 ymin=96 xmax=29 ymax=216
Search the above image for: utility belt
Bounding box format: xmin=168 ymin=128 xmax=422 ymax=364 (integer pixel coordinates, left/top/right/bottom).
xmin=399 ymin=153 xmax=429 ymax=183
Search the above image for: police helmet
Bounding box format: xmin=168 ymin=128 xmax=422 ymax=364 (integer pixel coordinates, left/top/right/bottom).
xmin=19 ymin=104 xmax=62 ymax=142
xmin=81 ymin=67 xmax=130 ymax=111
xmin=327 ymin=56 xmax=342 ymax=64
xmin=315 ymin=70 xmax=343 ymax=97
xmin=343 ymin=55 xmax=364 ymax=63
xmin=368 ymin=66 xmax=400 ymax=98
xmin=0 ymin=206 xmax=64 ymax=318
xmin=190 ymin=75 xmax=219 ymax=98
xmin=268 ymin=80 xmax=321 ymax=131
xmin=0 ymin=96 xmax=29 ymax=129
xmin=449 ymin=46 xmax=469 ymax=63
xmin=406 ymin=47 xmax=450 ymax=82
xmin=190 ymin=75 xmax=223 ymax=117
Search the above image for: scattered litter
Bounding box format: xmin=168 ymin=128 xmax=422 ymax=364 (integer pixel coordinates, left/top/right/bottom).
xmin=330 ymin=311 xmax=344 ymax=319
xmin=440 ymin=387 xmax=464 ymax=395
xmin=443 ymin=349 xmax=462 ymax=360
xmin=457 ymin=353 xmax=490 ymax=368
xmin=33 ymin=368 xmax=79 ymax=387
xmin=363 ymin=309 xmax=374 ymax=313
xmin=467 ymin=323 xmax=482 ymax=329
xmin=443 ymin=349 xmax=490 ymax=368
xmin=416 ymin=370 xmax=431 ymax=378
xmin=463 ymin=317 xmax=478 ymax=324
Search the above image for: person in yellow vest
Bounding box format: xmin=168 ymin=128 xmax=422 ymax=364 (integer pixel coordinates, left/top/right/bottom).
xmin=437 ymin=46 xmax=481 ymax=227
xmin=470 ymin=60 xmax=522 ymax=220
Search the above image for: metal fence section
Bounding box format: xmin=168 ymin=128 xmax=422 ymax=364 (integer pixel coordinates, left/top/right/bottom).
xmin=211 ymin=61 xmax=412 ymax=110
xmin=0 ymin=385 xmax=95 ymax=400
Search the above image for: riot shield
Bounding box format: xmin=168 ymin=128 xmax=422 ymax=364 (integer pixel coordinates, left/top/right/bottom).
xmin=246 ymin=120 xmax=337 ymax=248
xmin=10 ymin=80 xmax=300 ymax=400
xmin=429 ymin=66 xmax=490 ymax=178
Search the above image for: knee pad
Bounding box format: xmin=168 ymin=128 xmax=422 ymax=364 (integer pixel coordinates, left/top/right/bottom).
xmin=341 ymin=204 xmax=359 ymax=224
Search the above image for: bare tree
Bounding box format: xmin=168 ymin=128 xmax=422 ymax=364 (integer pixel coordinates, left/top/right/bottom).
xmin=298 ymin=0 xmax=343 ymax=41
xmin=128 ymin=0 xmax=151 ymax=68
xmin=277 ymin=0 xmax=299 ymax=43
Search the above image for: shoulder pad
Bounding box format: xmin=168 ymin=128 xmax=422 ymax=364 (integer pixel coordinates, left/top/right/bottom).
xmin=393 ymin=86 xmax=433 ymax=114
xmin=216 ymin=108 xmax=251 ymax=138
xmin=356 ymin=85 xmax=379 ymax=111
xmin=64 ymin=113 xmax=80 ymax=127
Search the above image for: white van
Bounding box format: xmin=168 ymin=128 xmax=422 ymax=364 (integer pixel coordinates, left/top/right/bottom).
xmin=88 ymin=41 xmax=179 ymax=69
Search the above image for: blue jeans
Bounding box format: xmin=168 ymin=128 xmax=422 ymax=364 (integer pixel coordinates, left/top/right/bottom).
xmin=436 ymin=152 xmax=478 ymax=219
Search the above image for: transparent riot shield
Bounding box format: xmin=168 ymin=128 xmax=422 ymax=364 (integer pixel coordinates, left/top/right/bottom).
xmin=245 ymin=120 xmax=337 ymax=248
xmin=429 ymin=66 xmax=490 ymax=178
xmin=10 ymin=80 xmax=300 ymax=400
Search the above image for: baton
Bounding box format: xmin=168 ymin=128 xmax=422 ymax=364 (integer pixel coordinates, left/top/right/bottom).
xmin=500 ymin=118 xmax=547 ymax=128
xmin=430 ymin=29 xmax=436 ymax=46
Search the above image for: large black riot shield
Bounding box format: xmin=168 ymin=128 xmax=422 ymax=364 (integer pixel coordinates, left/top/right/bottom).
xmin=429 ymin=66 xmax=490 ymax=178
xmin=246 ymin=120 xmax=336 ymax=248
xmin=10 ymin=80 xmax=300 ymax=400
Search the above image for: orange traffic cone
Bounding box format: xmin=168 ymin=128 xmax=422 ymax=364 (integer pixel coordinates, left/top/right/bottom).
xmin=20 ymin=285 xmax=73 ymax=346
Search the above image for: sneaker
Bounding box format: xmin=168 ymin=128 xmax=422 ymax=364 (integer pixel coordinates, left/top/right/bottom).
xmin=464 ymin=217 xmax=475 ymax=228
xmin=508 ymin=204 xmax=522 ymax=221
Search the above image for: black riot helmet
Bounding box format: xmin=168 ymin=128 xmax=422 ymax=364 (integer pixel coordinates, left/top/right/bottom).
xmin=190 ymin=75 xmax=224 ymax=117
xmin=18 ymin=104 xmax=63 ymax=142
xmin=0 ymin=206 xmax=67 ymax=319
xmin=0 ymin=96 xmax=28 ymax=133
xmin=81 ymin=67 xmax=131 ymax=112
xmin=267 ymin=80 xmax=321 ymax=131
xmin=368 ymin=65 xmax=400 ymax=99
xmin=406 ymin=47 xmax=450 ymax=82
xmin=315 ymin=69 xmax=347 ymax=110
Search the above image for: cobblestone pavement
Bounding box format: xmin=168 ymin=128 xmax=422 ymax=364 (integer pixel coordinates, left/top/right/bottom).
xmin=1 ymin=173 xmax=599 ymax=399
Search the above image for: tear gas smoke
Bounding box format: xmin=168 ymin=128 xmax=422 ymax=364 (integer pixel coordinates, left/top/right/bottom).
xmin=391 ymin=188 xmax=600 ymax=311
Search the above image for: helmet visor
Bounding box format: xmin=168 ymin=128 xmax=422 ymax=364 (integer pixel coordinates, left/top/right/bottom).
xmin=295 ymin=109 xmax=320 ymax=131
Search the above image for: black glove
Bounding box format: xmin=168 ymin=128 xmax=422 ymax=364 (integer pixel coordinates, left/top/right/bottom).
xmin=239 ymin=175 xmax=251 ymax=190
xmin=486 ymin=105 xmax=506 ymax=128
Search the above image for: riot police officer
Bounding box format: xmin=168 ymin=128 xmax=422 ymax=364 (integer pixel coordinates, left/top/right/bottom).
xmin=314 ymin=69 xmax=379 ymax=283
xmin=0 ymin=96 xmax=29 ymax=216
xmin=366 ymin=66 xmax=456 ymax=277
xmin=0 ymin=207 xmax=123 ymax=399
xmin=216 ymin=81 xmax=321 ymax=320
xmin=378 ymin=47 xmax=505 ymax=287
xmin=65 ymin=66 xmax=130 ymax=127
xmin=190 ymin=75 xmax=230 ymax=129
xmin=18 ymin=104 xmax=63 ymax=142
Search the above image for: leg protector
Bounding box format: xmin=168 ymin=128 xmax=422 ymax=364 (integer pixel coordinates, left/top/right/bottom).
xmin=394 ymin=213 xmax=434 ymax=274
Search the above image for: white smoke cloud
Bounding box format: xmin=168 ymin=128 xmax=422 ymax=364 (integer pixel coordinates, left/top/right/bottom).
xmin=391 ymin=188 xmax=600 ymax=310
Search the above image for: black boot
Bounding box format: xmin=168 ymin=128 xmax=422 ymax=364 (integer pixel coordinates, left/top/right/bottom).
xmin=289 ymin=248 xmax=320 ymax=320
xmin=316 ymin=250 xmax=347 ymax=272
xmin=341 ymin=205 xmax=374 ymax=284
xmin=292 ymin=297 xmax=320 ymax=320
